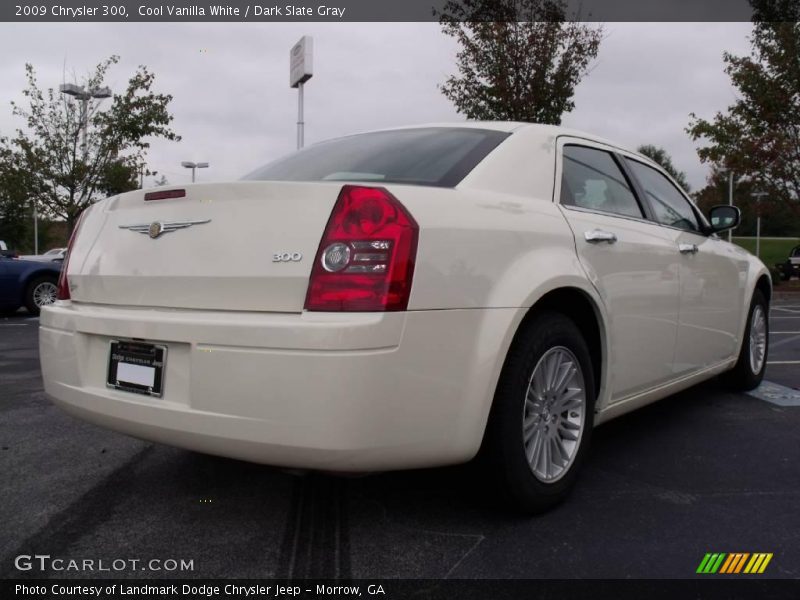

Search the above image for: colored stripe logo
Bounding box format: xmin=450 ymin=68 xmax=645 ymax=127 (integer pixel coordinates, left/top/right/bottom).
xmin=697 ymin=552 xmax=773 ymax=574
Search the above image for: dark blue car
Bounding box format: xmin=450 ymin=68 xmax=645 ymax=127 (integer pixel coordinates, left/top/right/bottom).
xmin=0 ymin=257 xmax=62 ymax=316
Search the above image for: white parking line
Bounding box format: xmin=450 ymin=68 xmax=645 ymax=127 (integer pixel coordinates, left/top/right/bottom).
xmin=747 ymin=381 xmax=800 ymax=406
xmin=0 ymin=323 xmax=29 ymax=327
xmin=772 ymin=331 xmax=800 ymax=334
xmin=772 ymin=307 xmax=800 ymax=314
xmin=768 ymin=360 xmax=800 ymax=365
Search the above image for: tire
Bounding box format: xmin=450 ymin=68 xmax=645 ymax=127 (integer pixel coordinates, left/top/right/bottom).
xmin=780 ymin=262 xmax=791 ymax=281
xmin=721 ymin=290 xmax=769 ymax=391
xmin=483 ymin=311 xmax=596 ymax=514
xmin=24 ymin=275 xmax=58 ymax=316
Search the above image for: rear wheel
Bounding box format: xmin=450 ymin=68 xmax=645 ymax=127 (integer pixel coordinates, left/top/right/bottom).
xmin=722 ymin=290 xmax=768 ymax=391
xmin=483 ymin=311 xmax=595 ymax=514
xmin=24 ymin=275 xmax=58 ymax=316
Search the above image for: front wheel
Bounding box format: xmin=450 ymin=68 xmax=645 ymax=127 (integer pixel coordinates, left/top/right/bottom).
xmin=483 ymin=311 xmax=595 ymax=514
xmin=722 ymin=290 xmax=769 ymax=391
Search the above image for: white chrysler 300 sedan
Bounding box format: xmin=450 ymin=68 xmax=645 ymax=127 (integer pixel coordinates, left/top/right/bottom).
xmin=41 ymin=123 xmax=770 ymax=512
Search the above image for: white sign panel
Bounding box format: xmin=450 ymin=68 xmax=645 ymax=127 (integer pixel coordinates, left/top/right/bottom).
xmin=290 ymin=35 xmax=313 ymax=88
xmin=117 ymin=362 xmax=155 ymax=388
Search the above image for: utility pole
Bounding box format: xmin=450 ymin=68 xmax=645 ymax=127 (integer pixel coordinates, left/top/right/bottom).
xmin=290 ymin=36 xmax=313 ymax=150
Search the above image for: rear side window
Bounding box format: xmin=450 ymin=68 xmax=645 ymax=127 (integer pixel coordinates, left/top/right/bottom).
xmin=625 ymin=159 xmax=700 ymax=233
xmin=242 ymin=127 xmax=509 ymax=188
xmin=560 ymin=145 xmax=643 ymax=219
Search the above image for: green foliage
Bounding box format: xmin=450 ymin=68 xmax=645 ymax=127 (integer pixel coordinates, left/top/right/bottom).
xmin=437 ymin=0 xmax=602 ymax=124
xmin=0 ymin=143 xmax=37 ymax=250
xmin=4 ymin=56 xmax=180 ymax=230
xmin=99 ymin=159 xmax=140 ymax=196
xmin=636 ymin=145 xmax=691 ymax=192
xmin=733 ymin=236 xmax=800 ymax=268
xmin=687 ymin=5 xmax=800 ymax=214
xmin=693 ymin=168 xmax=799 ymax=237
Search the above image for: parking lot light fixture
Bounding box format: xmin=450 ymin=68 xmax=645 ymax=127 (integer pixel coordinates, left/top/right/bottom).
xmin=59 ymin=84 xmax=113 ymax=159
xmin=181 ymin=161 xmax=209 ymax=183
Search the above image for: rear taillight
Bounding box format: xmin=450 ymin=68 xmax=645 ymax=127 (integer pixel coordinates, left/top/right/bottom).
xmin=56 ymin=211 xmax=87 ymax=301
xmin=305 ymin=185 xmax=418 ymax=312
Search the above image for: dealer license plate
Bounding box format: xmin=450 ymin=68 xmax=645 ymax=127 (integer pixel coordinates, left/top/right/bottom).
xmin=106 ymin=340 xmax=166 ymax=397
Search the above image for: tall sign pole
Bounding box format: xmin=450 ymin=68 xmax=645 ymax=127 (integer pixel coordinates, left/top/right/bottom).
xmin=290 ymin=36 xmax=313 ymax=150
xmin=297 ymin=80 xmax=304 ymax=149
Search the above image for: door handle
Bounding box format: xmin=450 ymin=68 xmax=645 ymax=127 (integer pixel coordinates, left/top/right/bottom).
xmin=584 ymin=229 xmax=617 ymax=244
xmin=679 ymin=243 xmax=699 ymax=254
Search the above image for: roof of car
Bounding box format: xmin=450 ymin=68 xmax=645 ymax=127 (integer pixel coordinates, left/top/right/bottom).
xmin=367 ymin=121 xmax=646 ymax=160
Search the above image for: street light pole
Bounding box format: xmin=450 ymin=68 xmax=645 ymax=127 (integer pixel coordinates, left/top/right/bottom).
xmin=727 ymin=171 xmax=734 ymax=242
xmin=59 ymin=83 xmax=112 ymax=161
xmin=32 ymin=200 xmax=38 ymax=255
xmin=719 ymin=168 xmax=735 ymax=242
xmin=181 ymin=161 xmax=209 ymax=183
xmin=751 ymin=191 xmax=768 ymax=259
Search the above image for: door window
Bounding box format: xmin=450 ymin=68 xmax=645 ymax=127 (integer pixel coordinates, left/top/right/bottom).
xmin=626 ymin=159 xmax=700 ymax=233
xmin=560 ymin=145 xmax=644 ymax=219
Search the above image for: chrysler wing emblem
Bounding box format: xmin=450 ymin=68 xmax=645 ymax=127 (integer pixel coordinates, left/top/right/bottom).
xmin=119 ymin=219 xmax=211 ymax=239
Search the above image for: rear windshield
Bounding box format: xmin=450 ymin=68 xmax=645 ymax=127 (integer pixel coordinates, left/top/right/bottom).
xmin=242 ymin=127 xmax=509 ymax=188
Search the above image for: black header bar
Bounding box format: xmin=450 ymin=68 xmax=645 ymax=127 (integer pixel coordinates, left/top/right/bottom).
xmin=1 ymin=0 xmax=790 ymax=23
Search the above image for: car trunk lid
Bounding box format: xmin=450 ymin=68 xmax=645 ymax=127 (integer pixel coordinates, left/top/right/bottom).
xmin=69 ymin=181 xmax=345 ymax=313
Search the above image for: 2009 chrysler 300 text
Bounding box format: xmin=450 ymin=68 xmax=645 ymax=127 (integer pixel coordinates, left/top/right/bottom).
xmin=40 ymin=123 xmax=771 ymax=512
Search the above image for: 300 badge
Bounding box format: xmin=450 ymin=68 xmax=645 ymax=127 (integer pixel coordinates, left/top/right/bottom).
xmin=272 ymin=252 xmax=303 ymax=262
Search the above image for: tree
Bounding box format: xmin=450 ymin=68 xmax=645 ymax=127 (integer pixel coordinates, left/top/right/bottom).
xmin=687 ymin=3 xmax=800 ymax=213
xmin=153 ymin=174 xmax=169 ymax=187
xmin=693 ymin=168 xmax=799 ymax=237
xmin=0 ymin=143 xmax=38 ymax=250
xmin=637 ymin=145 xmax=691 ymax=192
xmin=4 ymin=56 xmax=180 ymax=230
xmin=437 ymin=0 xmax=602 ymax=124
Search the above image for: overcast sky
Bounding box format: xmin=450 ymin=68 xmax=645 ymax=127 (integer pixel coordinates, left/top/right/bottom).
xmin=0 ymin=22 xmax=752 ymax=191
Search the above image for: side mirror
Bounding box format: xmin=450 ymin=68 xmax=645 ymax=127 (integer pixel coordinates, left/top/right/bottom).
xmin=707 ymin=205 xmax=740 ymax=234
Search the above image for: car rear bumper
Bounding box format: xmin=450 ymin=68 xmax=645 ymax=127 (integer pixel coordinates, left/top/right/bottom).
xmin=40 ymin=301 xmax=519 ymax=471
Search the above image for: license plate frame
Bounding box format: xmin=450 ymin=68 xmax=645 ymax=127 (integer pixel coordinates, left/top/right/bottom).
xmin=106 ymin=340 xmax=167 ymax=397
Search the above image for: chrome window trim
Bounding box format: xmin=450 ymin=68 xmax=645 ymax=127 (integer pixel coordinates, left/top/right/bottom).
xmin=558 ymin=203 xmax=666 ymax=229
xmin=556 ymin=143 xmax=647 ymax=222
xmin=553 ymin=135 xmax=718 ymax=239
xmin=622 ymin=156 xmax=714 ymax=237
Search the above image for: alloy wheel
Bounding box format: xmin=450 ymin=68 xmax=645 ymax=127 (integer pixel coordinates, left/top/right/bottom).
xmin=749 ymin=304 xmax=767 ymax=374
xmin=522 ymin=346 xmax=586 ymax=483
xmin=33 ymin=281 xmax=58 ymax=308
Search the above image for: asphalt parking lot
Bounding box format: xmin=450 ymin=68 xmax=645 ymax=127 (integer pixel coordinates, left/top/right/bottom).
xmin=2 ymin=301 xmax=799 ymax=581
